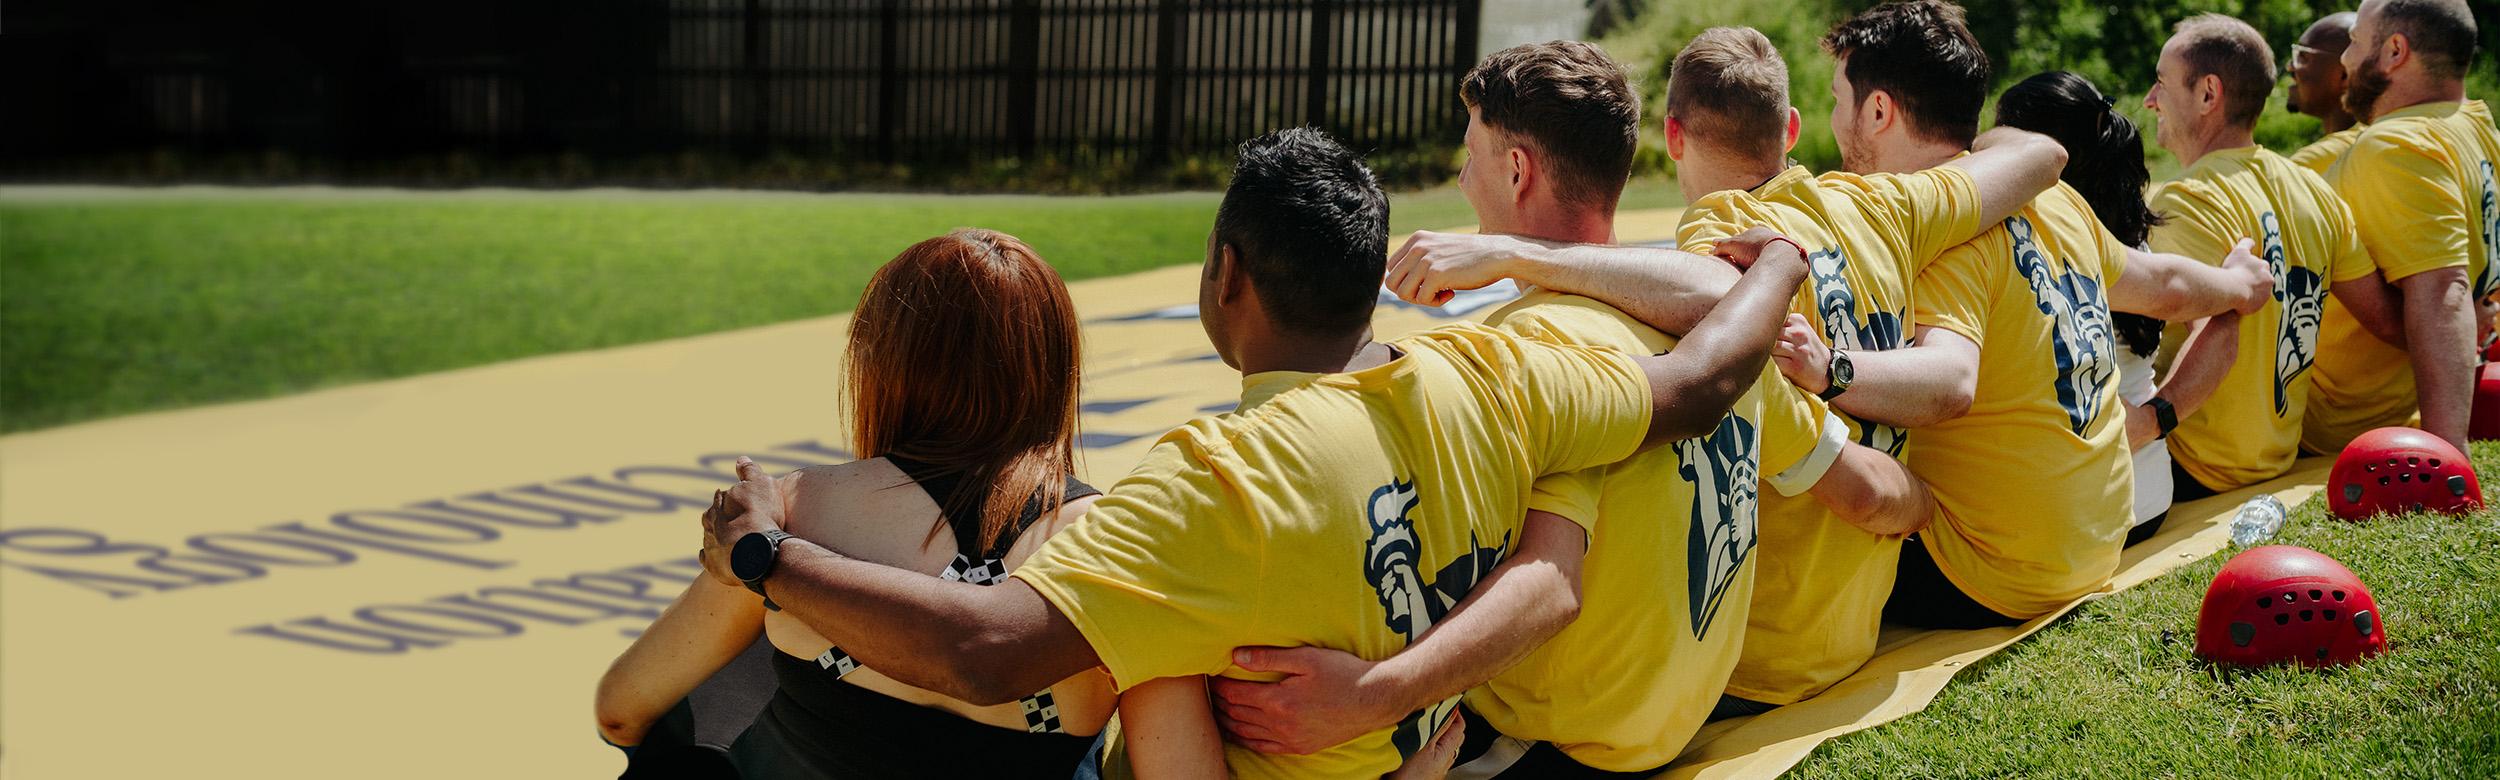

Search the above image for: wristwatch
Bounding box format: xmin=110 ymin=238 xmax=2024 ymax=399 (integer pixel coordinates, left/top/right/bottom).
xmin=1818 ymin=349 xmax=1854 ymax=402
xmin=2149 ymin=396 xmax=2179 ymax=439
xmin=731 ymin=529 xmax=794 ymax=611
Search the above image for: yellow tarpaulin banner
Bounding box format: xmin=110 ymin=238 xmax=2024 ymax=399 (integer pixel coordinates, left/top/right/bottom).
xmin=0 ymin=204 xmax=2298 ymax=778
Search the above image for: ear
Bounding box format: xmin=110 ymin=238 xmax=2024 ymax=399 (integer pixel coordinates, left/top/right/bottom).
xmin=2196 ymin=73 xmax=2226 ymax=118
xmin=1782 ymin=106 xmax=1803 ymax=153
xmin=1664 ymin=115 xmax=1688 ymax=161
xmin=1211 ymin=242 xmax=1246 ymax=304
xmin=2383 ymin=30 xmax=2414 ymax=73
xmin=1864 ymin=89 xmax=1896 ymax=137
xmin=1505 ymin=145 xmax=1533 ymax=205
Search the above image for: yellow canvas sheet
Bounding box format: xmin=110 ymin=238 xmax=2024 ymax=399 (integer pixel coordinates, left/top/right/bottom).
xmin=0 ymin=210 xmax=1677 ymax=777
xmin=1660 ymin=461 xmax=2330 ymax=778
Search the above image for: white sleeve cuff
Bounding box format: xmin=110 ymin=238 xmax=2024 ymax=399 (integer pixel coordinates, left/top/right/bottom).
xmin=1766 ymin=410 xmax=1851 ymax=497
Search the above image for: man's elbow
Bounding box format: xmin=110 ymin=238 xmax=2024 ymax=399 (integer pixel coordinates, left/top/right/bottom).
xmin=936 ymin=632 xmax=1048 ymax=706
xmin=591 ymin=682 xmax=650 ymax=748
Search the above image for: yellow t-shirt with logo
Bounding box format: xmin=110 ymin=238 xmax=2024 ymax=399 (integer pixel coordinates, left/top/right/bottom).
xmin=1015 ymin=323 xmax=1653 ymax=780
xmin=2289 ymin=126 xmax=2365 ymax=176
xmin=2306 ymin=100 xmax=2500 ymax=452
xmin=1675 ymin=164 xmax=1984 ymax=703
xmin=2150 ymin=147 xmax=2374 ymax=490
xmin=1459 ymin=289 xmax=1826 ymax=770
xmin=1910 ymin=182 xmax=2135 ymax=619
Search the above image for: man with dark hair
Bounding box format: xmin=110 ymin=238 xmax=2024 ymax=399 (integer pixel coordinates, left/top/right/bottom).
xmin=697 ymin=127 xmax=1820 ymax=777
xmin=1819 ymin=0 xmax=1991 ymax=167
xmin=2303 ymin=0 xmax=2499 ymax=454
xmin=1771 ymin=0 xmax=2271 ymax=630
xmin=2287 ymin=12 xmax=2365 ymax=174
xmin=1200 ymin=41 xmax=1985 ymax=776
xmin=2143 ymin=14 xmax=2405 ymax=501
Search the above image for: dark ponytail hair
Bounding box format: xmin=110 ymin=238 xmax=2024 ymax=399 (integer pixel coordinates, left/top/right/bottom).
xmin=1995 ymin=70 xmax=2167 ymax=357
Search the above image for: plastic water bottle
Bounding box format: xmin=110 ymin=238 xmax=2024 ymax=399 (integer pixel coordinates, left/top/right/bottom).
xmin=2228 ymin=495 xmax=2288 ymax=547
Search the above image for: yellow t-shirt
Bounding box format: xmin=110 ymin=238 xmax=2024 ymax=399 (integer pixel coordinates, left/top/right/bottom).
xmin=2306 ymin=100 xmax=2500 ymax=452
xmin=1015 ymin=323 xmax=1653 ymax=779
xmin=1461 ymin=289 xmax=1828 ymax=770
xmin=1909 ymin=182 xmax=2136 ymax=619
xmin=2149 ymin=147 xmax=2374 ymax=490
xmin=2289 ymin=126 xmax=2365 ymax=176
xmin=1676 ymin=163 xmax=1985 ymax=703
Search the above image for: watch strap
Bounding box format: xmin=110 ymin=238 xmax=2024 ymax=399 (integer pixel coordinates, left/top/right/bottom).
xmin=2149 ymin=396 xmax=2179 ymax=438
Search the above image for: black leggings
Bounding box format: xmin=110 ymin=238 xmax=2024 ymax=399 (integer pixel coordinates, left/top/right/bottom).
xmin=2124 ymin=510 xmax=2170 ymax=547
xmin=2171 ymin=457 xmax=2221 ymax=504
xmin=1883 ymin=534 xmax=2025 ymax=629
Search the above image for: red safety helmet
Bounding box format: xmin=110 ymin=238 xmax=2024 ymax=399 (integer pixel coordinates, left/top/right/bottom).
xmin=2474 ymin=363 xmax=2500 ymax=441
xmin=2195 ymin=546 xmax=2385 ymax=668
xmin=2327 ymin=427 xmax=2482 ymax=520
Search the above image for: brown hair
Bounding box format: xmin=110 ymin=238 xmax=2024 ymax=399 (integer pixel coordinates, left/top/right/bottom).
xmin=2172 ymin=14 xmax=2277 ymax=128
xmin=1666 ymin=27 xmax=1791 ymax=160
xmin=1460 ymin=41 xmax=1641 ymax=211
xmin=847 ymin=228 xmax=1081 ymax=553
xmin=1821 ymin=0 xmax=1991 ymax=146
xmin=2375 ymin=0 xmax=2480 ymax=79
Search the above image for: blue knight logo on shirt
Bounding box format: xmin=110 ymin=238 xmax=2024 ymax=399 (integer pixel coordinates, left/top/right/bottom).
xmin=2265 ymin=211 xmax=2326 ymax=415
xmin=2477 ymin=161 xmax=2499 ymax=301
xmin=1675 ymin=413 xmax=1761 ymax=639
xmin=2007 ymin=216 xmax=2118 ymax=435
xmin=1807 ymin=247 xmax=1909 ymax=457
xmin=1360 ymin=477 xmax=1508 ymax=759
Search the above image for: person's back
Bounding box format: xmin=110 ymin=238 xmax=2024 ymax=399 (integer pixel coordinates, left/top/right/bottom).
xmin=1022 ymin=321 xmax=1657 ymax=778
xmin=729 ymin=455 xmax=1113 ymax=777
xmin=1677 ymin=162 xmax=1982 ymax=704
xmin=1909 ymin=181 xmax=2136 ymax=617
xmin=2153 ymin=148 xmax=2372 ymax=489
xmin=1466 ymin=289 xmax=1828 ymax=768
xmin=2308 ymin=98 xmax=2500 ymax=450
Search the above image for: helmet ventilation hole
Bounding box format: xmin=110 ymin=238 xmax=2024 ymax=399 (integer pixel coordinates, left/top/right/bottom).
xmin=2310 ymin=589 xmax=2324 ymax=601
xmin=2299 ymin=610 xmax=2314 ymax=621
xmin=2332 ymin=590 xmax=2346 ymax=601
xmin=2258 ymin=596 xmax=2272 ymax=608
xmin=2429 ymin=458 xmax=2442 ymax=467
xmin=2324 ymin=609 xmax=2338 ymax=621
xmin=2355 ymin=610 xmax=2376 ymax=636
xmin=2275 ymin=613 xmax=2291 ymax=625
xmin=2345 ymin=484 xmax=2366 ymax=502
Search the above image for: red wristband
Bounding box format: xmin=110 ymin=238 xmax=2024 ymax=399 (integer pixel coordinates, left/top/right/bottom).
xmin=1765 ymin=236 xmax=1809 ymax=264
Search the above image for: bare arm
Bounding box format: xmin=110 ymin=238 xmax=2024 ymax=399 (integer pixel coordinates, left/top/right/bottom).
xmin=1947 ymin=127 xmax=2069 ymax=227
xmin=1383 ymin=231 xmax=1739 ymax=336
xmin=2108 ymin=241 xmax=2271 ymax=321
xmin=1208 ymin=510 xmax=1587 ymax=756
xmin=2331 ymin=272 xmax=2409 ymax=348
xmin=702 ymin=461 xmax=1101 ymax=705
xmin=1805 ymin=443 xmax=1937 ymax=537
xmin=2123 ymin=312 xmax=2241 ymax=449
xmin=593 ymin=575 xmax=765 ymax=747
xmin=1120 ymin=676 xmax=1232 ymax=779
xmin=2398 ymin=267 xmax=2476 ymax=449
xmin=1631 ymin=231 xmax=1812 ymax=448
xmin=1776 ymin=318 xmax=1980 ymax=429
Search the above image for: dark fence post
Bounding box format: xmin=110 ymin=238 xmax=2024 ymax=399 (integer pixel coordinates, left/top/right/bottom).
xmin=877 ymin=0 xmax=902 ymax=162
xmin=1148 ymin=0 xmax=1180 ymax=161
xmin=1306 ymin=0 xmax=1334 ymax=135
xmin=744 ymin=0 xmax=768 ymax=153
xmin=1007 ymin=0 xmax=1041 ymax=156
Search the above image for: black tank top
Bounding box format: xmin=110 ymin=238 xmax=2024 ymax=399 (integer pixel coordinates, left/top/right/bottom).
xmin=727 ymin=457 xmax=1102 ymax=779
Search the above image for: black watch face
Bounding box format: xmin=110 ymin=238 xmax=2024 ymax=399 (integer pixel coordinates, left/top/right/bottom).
xmin=731 ymin=532 xmax=777 ymax=583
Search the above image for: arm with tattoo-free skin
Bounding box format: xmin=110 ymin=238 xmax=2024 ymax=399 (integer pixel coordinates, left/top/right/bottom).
xmin=2108 ymin=239 xmax=2272 ymax=321
xmin=2397 ymin=267 xmax=2477 ymax=449
xmin=1627 ymin=229 xmax=1813 ymax=448
xmin=700 ymin=459 xmax=1098 ymax=706
xmin=1775 ymin=318 xmax=1981 ymax=430
xmin=2124 ymin=313 xmax=2242 ymax=449
xmin=1383 ymin=233 xmax=1739 ymax=336
xmin=1209 ymin=510 xmax=1585 ymax=755
xmin=1952 ymin=127 xmax=2070 ymax=226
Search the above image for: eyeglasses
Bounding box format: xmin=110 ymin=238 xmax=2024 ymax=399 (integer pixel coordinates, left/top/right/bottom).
xmin=2285 ymin=42 xmax=2339 ymax=72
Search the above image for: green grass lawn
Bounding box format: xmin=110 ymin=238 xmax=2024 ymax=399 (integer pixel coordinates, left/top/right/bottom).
xmin=1794 ymin=446 xmax=2500 ymax=779
xmin=0 ymin=182 xmax=1548 ymax=433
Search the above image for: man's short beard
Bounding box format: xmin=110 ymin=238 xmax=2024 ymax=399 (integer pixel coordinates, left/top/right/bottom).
xmin=2343 ymin=52 xmax=2392 ymax=123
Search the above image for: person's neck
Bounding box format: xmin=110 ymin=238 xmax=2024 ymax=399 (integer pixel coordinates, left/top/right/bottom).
xmin=1680 ymin=152 xmax=1788 ymax=202
xmin=1508 ymin=205 xmax=1617 ymax=246
xmin=2319 ymin=108 xmax=2357 ymax=134
xmin=1234 ymin=326 xmax=1388 ymax=376
xmin=2372 ymin=76 xmax=2467 ymax=119
xmin=1883 ymin=137 xmax=1966 ymax=175
xmin=2173 ymin=122 xmax=2258 ymax=168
